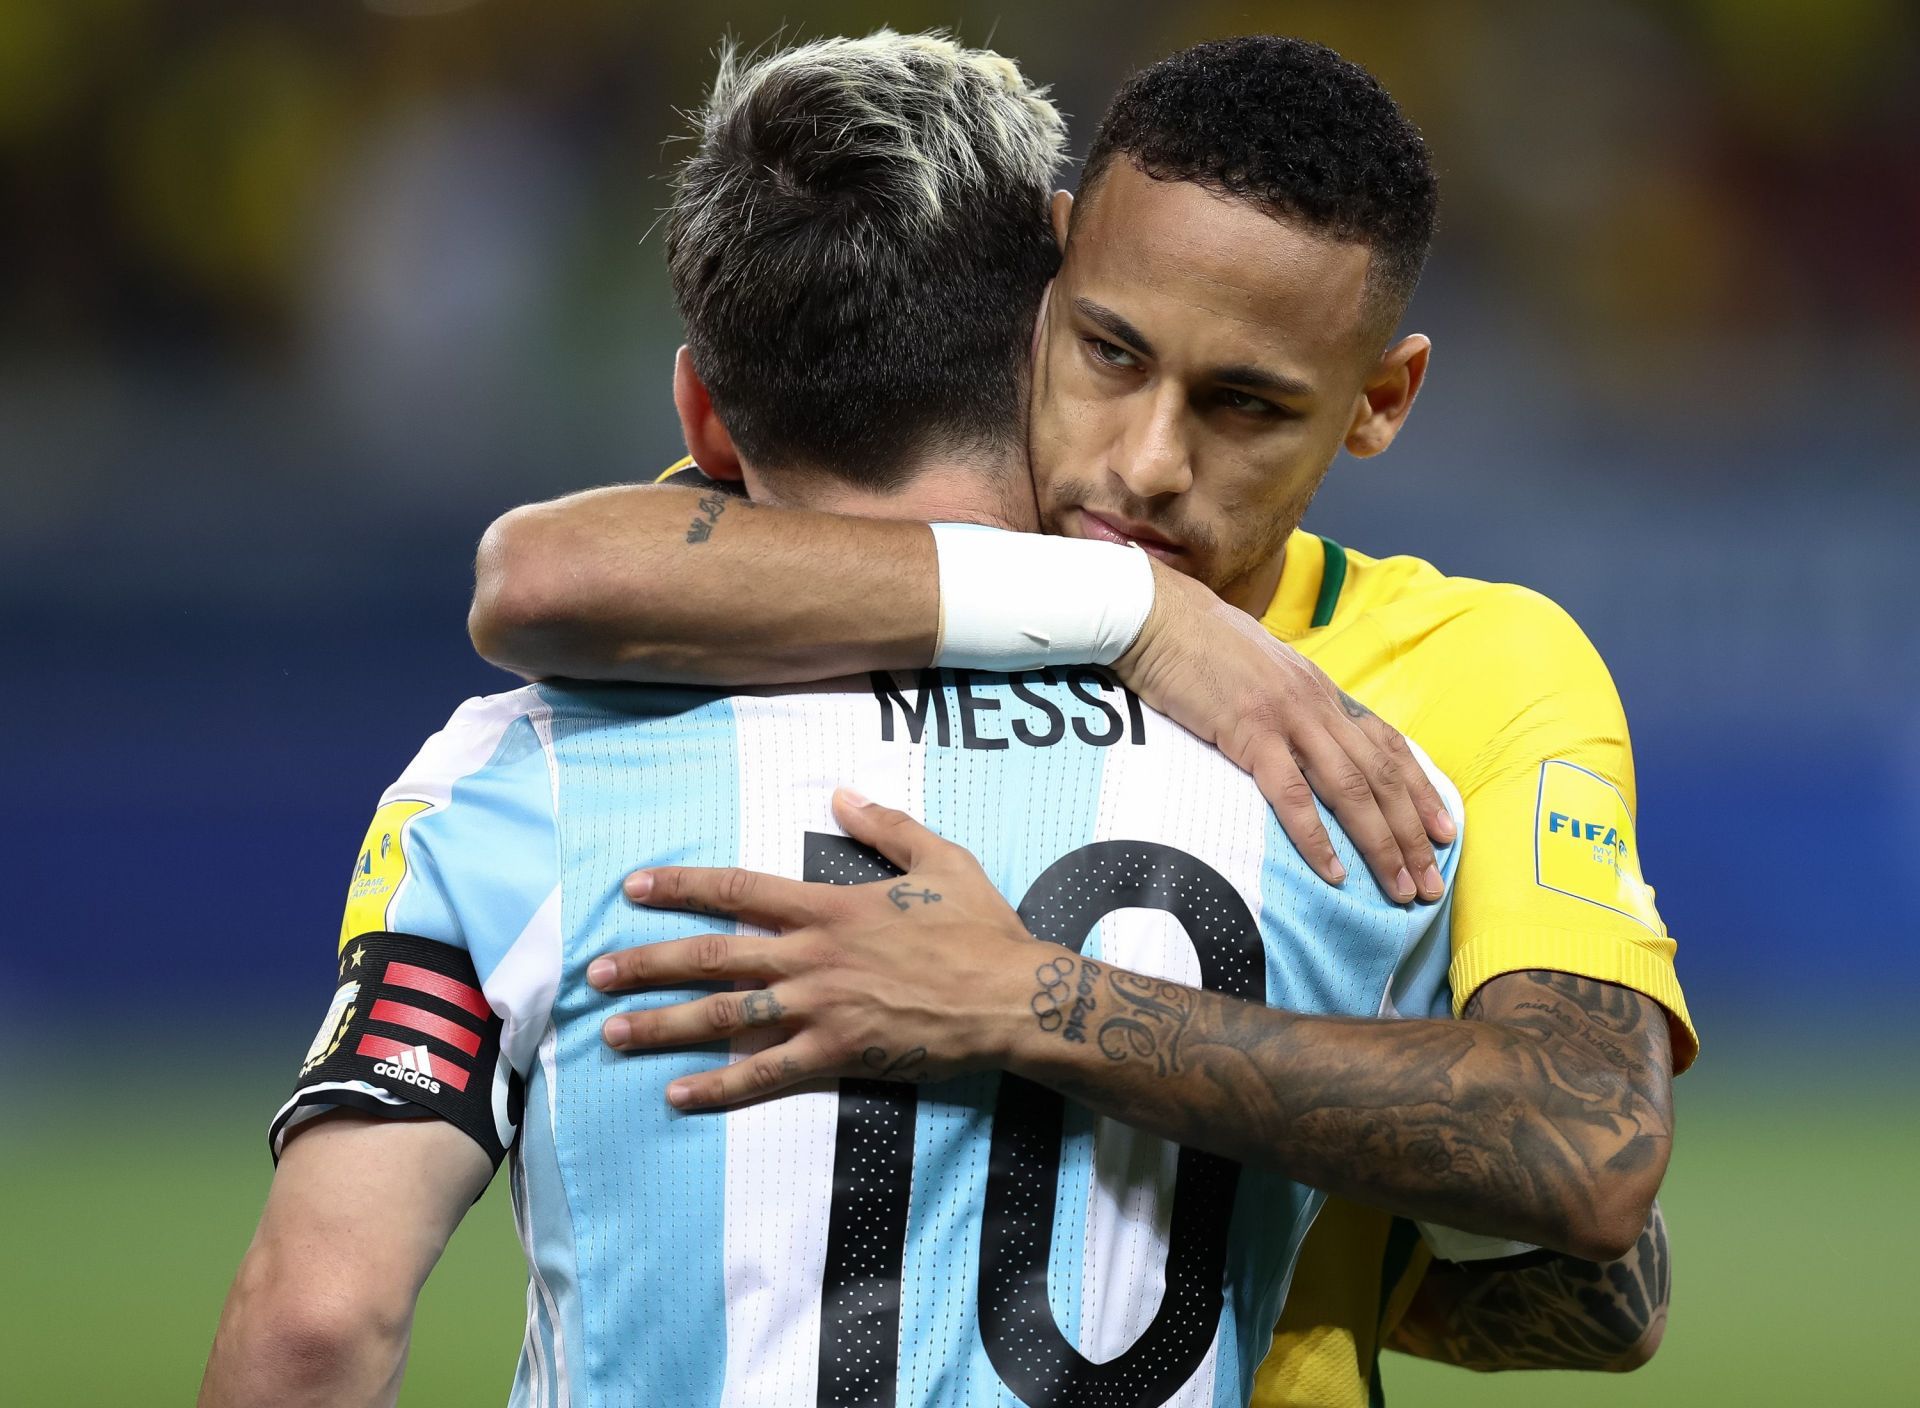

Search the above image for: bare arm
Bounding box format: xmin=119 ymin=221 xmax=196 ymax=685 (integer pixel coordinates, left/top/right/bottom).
xmin=601 ymin=797 xmax=1674 ymax=1263
xmin=470 ymin=483 xmax=935 ymax=684
xmin=198 ymin=1114 xmax=492 ymax=1408
xmin=471 ymin=482 xmax=1452 ymax=899
xmin=1386 ymin=1202 xmax=1670 ymax=1371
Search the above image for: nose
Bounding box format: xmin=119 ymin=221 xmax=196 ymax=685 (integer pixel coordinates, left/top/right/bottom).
xmin=1113 ymin=384 xmax=1192 ymax=500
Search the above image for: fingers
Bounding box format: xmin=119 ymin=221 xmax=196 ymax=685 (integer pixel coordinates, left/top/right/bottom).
xmin=1377 ymin=723 xmax=1457 ymax=845
xmin=586 ymin=932 xmax=796 ymax=991
xmin=600 ymin=984 xmax=793 ymax=1051
xmin=1242 ymin=741 xmax=1347 ymax=886
xmin=1288 ymin=726 xmax=1405 ymax=898
xmin=663 ymin=1035 xmax=824 ymax=1110
xmin=1332 ymin=714 xmax=1444 ymax=902
xmin=596 ymin=983 xmax=823 ymax=1109
xmin=1288 ymin=724 xmax=1422 ymax=903
xmin=626 ymin=863 xmax=822 ymax=930
xmin=831 ymin=788 xmax=956 ymax=871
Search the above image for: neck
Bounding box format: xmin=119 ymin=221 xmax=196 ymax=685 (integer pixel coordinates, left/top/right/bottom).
xmin=1219 ymin=544 xmax=1289 ymax=616
xmin=742 ymin=448 xmax=1039 ymax=533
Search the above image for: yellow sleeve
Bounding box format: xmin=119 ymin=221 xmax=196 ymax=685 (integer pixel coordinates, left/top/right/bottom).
xmin=1433 ymin=588 xmax=1699 ymax=1070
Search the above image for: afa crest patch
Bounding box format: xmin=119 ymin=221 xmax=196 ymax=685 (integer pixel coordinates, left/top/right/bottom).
xmin=1533 ymin=761 xmax=1661 ymax=931
xmin=300 ymin=980 xmax=359 ymax=1074
xmin=339 ymin=800 xmax=431 ymax=951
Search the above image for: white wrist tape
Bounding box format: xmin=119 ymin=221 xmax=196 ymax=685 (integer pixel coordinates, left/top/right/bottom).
xmin=930 ymin=523 xmax=1155 ymax=671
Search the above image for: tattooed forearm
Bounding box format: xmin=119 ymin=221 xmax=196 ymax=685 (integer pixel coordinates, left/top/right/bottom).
xmin=1094 ymin=970 xmax=1197 ymax=1075
xmin=1387 ymin=1202 xmax=1670 ymax=1371
xmin=1031 ymin=956 xmax=1101 ymax=1041
xmin=1029 ymin=958 xmax=1200 ymax=1068
xmin=1014 ymin=962 xmax=1673 ymax=1259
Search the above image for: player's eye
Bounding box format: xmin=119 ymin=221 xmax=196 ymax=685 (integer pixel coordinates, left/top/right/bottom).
xmin=1217 ymin=388 xmax=1280 ymax=417
xmin=1084 ymin=337 xmax=1141 ymax=370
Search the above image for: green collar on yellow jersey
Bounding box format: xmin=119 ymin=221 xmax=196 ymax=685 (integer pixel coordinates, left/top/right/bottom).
xmin=1311 ymin=537 xmax=1349 ymax=629
xmin=1260 ymin=531 xmax=1349 ymax=640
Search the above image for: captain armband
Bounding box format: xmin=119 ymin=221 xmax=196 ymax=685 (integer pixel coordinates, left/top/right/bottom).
xmin=269 ymin=931 xmax=523 ymax=1168
xmin=930 ymin=523 xmax=1155 ymax=671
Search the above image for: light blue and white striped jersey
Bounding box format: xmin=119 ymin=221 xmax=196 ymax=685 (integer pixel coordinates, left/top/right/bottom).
xmin=315 ymin=667 xmax=1460 ymax=1408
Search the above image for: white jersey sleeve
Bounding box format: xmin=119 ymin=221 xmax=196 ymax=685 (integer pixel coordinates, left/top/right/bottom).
xmin=269 ymin=688 xmax=563 ymax=1167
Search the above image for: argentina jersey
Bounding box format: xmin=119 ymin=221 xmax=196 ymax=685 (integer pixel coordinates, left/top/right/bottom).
xmin=277 ymin=666 xmax=1463 ymax=1408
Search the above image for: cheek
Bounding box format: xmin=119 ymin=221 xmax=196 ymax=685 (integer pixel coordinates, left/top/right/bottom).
xmin=1033 ymin=362 xmax=1117 ymax=460
xmin=1201 ymin=459 xmax=1315 ymax=544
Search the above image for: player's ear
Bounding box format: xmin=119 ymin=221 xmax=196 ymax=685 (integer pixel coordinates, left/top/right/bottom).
xmin=672 ymin=345 xmax=744 ymax=482
xmin=1344 ymin=333 xmax=1430 ymax=460
xmin=1050 ymin=190 xmax=1073 ymax=251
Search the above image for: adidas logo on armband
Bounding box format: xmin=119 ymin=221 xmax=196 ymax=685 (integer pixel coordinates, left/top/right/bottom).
xmin=373 ymin=1044 xmax=443 ymax=1095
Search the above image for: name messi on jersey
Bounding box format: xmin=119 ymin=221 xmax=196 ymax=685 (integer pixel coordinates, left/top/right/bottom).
xmin=871 ymin=668 xmax=1148 ymax=751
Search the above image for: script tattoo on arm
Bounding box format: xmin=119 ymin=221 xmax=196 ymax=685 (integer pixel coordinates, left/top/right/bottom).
xmin=684 ymin=491 xmax=731 ymax=545
xmin=1386 ymin=1202 xmax=1670 ymax=1371
xmin=1028 ymin=960 xmax=1199 ymax=1073
xmin=1031 ymin=956 xmax=1104 ymax=1044
xmin=860 ymin=1045 xmax=929 ymax=1081
xmin=1018 ymin=962 xmax=1673 ymax=1258
xmin=1093 ymin=970 xmax=1197 ymax=1076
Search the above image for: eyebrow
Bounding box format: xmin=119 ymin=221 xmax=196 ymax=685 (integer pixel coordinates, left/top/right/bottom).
xmin=1072 ymin=297 xmax=1314 ymax=400
xmin=1074 ymin=297 xmax=1156 ymax=359
xmin=1211 ymin=363 xmax=1314 ymax=400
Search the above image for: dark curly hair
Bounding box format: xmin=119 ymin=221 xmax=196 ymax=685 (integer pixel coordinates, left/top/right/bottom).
xmin=1080 ymin=36 xmax=1437 ymax=343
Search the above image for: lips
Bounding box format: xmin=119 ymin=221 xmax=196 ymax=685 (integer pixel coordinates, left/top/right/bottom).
xmin=1077 ymin=508 xmax=1184 ymax=561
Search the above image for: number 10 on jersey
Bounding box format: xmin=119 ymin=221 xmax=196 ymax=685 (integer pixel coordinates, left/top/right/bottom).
xmin=804 ymin=831 xmax=1267 ymax=1408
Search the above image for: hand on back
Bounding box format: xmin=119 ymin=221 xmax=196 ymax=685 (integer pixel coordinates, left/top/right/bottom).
xmin=1116 ymin=560 xmax=1454 ymax=903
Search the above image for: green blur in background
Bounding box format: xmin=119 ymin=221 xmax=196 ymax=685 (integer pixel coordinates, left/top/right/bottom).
xmin=10 ymin=1046 xmax=1913 ymax=1405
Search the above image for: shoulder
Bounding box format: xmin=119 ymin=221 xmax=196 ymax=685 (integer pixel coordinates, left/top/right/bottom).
xmin=380 ymin=686 xmax=555 ymax=810
xmin=1346 ymin=548 xmax=1620 ymax=706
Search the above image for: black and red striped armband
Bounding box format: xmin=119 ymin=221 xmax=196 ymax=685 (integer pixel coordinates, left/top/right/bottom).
xmin=269 ymin=931 xmax=523 ymax=1168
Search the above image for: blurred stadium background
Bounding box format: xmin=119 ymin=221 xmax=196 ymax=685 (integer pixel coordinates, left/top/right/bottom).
xmin=3 ymin=0 xmax=1915 ymax=1402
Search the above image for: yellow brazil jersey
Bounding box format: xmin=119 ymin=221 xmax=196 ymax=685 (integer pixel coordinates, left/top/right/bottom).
xmin=1250 ymin=529 xmax=1696 ymax=1408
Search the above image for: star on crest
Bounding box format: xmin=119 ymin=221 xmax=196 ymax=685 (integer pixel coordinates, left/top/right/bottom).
xmin=349 ymin=944 xmax=365 ymax=970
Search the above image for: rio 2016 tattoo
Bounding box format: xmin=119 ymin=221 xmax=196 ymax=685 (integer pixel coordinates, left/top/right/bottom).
xmin=861 ymin=1045 xmax=929 ymax=1081
xmin=685 ymin=492 xmax=729 ymax=545
xmin=1030 ymin=957 xmax=1073 ymax=1032
xmin=738 ymin=990 xmax=786 ymax=1028
xmin=1030 ymin=955 xmax=1106 ymax=1040
xmin=1027 ymin=956 xmax=1196 ymax=1072
xmin=886 ymin=882 xmax=942 ymax=911
xmin=1061 ymin=957 xmax=1101 ymax=1044
xmin=1387 ymin=1202 xmax=1670 ymax=1370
